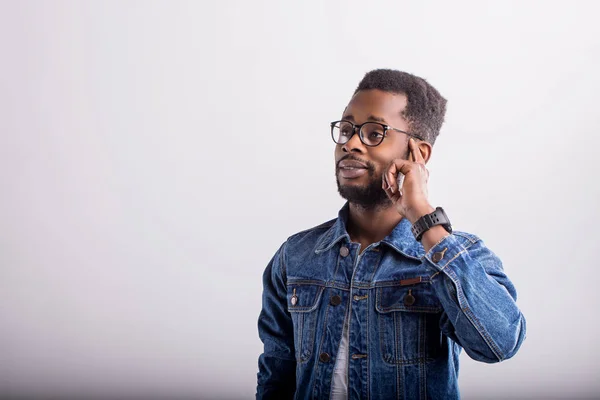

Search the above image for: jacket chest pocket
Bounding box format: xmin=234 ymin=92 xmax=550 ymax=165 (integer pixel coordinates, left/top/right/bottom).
xmin=287 ymin=283 xmax=324 ymax=363
xmin=375 ymin=281 xmax=443 ymax=365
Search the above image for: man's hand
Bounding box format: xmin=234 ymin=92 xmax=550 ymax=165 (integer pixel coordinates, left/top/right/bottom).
xmin=382 ymin=138 xmax=435 ymax=224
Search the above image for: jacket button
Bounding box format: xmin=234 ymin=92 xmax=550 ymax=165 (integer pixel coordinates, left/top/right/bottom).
xmin=319 ymin=352 xmax=330 ymax=362
xmin=330 ymin=295 xmax=342 ymax=306
xmin=432 ymin=252 xmax=444 ymax=263
xmin=340 ymin=246 xmax=349 ymax=257
xmin=404 ymin=292 xmax=415 ymax=306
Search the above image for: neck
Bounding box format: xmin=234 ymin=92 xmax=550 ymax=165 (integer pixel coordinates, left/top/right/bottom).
xmin=346 ymin=201 xmax=403 ymax=246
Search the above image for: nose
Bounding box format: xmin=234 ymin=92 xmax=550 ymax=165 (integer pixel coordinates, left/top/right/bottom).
xmin=342 ymin=127 xmax=365 ymax=153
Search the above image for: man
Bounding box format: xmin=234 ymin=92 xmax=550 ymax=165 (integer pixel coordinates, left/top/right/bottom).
xmin=256 ymin=69 xmax=526 ymax=399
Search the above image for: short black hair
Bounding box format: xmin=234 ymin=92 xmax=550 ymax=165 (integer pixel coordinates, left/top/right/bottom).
xmin=354 ymin=69 xmax=447 ymax=146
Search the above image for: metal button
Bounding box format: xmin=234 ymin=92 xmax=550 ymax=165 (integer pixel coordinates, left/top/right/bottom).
xmin=340 ymin=246 xmax=349 ymax=257
xmin=319 ymin=352 xmax=330 ymax=362
xmin=404 ymin=290 xmax=415 ymax=306
xmin=330 ymin=295 xmax=342 ymax=306
xmin=432 ymin=247 xmax=448 ymax=263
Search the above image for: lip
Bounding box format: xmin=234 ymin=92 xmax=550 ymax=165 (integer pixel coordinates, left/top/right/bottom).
xmin=338 ymin=160 xmax=368 ymax=169
xmin=339 ymin=166 xmax=368 ymax=179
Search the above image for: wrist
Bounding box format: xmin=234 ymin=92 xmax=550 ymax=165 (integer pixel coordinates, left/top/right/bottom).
xmin=406 ymin=203 xmax=435 ymax=224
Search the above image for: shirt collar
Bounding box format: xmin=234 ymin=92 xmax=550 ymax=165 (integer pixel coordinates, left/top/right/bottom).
xmin=314 ymin=201 xmax=425 ymax=260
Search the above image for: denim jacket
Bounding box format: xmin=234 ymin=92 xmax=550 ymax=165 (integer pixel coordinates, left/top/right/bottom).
xmin=256 ymin=201 xmax=526 ymax=399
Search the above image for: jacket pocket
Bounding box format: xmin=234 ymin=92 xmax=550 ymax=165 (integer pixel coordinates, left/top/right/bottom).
xmin=287 ymin=283 xmax=325 ymax=363
xmin=375 ymin=280 xmax=443 ymax=365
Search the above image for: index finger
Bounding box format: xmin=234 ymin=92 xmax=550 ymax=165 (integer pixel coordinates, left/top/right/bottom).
xmin=409 ymin=137 xmax=425 ymax=164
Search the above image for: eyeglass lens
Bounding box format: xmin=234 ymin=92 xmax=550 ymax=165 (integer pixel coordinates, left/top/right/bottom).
xmin=332 ymin=121 xmax=385 ymax=146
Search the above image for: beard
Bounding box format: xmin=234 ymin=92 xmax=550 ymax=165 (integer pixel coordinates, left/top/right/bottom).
xmin=336 ymin=147 xmax=410 ymax=212
xmin=335 ymin=166 xmax=393 ymax=212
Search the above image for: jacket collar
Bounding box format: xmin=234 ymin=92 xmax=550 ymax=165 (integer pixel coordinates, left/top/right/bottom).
xmin=314 ymin=201 xmax=425 ymax=260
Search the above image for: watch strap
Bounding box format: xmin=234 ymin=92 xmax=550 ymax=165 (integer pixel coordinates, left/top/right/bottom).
xmin=411 ymin=207 xmax=452 ymax=242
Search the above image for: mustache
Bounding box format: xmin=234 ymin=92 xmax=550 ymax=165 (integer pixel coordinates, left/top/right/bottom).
xmin=337 ymin=156 xmax=372 ymax=169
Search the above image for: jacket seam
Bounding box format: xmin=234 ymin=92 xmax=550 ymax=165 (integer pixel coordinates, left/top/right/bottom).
xmin=426 ymin=238 xmax=504 ymax=362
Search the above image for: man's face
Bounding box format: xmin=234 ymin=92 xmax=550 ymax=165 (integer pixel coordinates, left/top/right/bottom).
xmin=334 ymin=89 xmax=411 ymax=211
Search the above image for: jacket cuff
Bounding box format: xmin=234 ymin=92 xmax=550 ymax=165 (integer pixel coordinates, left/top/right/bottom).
xmin=422 ymin=234 xmax=467 ymax=272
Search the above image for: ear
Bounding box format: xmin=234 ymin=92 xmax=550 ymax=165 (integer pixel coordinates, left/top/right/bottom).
xmin=418 ymin=140 xmax=433 ymax=164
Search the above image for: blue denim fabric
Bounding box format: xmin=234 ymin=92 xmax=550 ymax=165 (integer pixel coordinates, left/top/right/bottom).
xmin=256 ymin=201 xmax=526 ymax=399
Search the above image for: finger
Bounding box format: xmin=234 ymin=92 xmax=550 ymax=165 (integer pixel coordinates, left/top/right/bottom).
xmin=386 ymin=162 xmax=397 ymax=192
xmin=412 ymin=138 xmax=425 ymax=165
xmin=382 ymin=173 xmax=392 ymax=195
xmin=397 ymin=172 xmax=405 ymax=193
xmin=382 ymin=175 xmax=400 ymax=201
xmin=386 ymin=159 xmax=411 ymax=193
xmin=383 ymin=172 xmax=396 ymax=194
xmin=408 ymin=138 xmax=425 ymax=164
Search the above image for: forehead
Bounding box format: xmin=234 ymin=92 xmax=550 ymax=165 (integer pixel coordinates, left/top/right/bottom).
xmin=343 ymin=89 xmax=408 ymax=125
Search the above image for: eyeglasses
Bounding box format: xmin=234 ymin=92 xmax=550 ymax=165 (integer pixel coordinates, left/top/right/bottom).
xmin=330 ymin=120 xmax=424 ymax=147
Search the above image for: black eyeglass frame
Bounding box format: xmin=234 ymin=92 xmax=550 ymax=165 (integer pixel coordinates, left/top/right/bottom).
xmin=330 ymin=119 xmax=425 ymax=147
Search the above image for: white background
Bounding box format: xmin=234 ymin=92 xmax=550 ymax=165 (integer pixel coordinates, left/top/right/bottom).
xmin=1 ymin=1 xmax=599 ymax=399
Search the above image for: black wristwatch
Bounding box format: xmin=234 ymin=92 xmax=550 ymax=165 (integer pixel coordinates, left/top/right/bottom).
xmin=411 ymin=207 xmax=452 ymax=242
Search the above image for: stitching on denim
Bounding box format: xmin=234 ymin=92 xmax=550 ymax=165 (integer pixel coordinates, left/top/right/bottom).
xmin=303 ymin=300 xmax=321 ymax=363
xmin=312 ymin=290 xmax=331 ymax=367
xmin=420 ymin=313 xmax=426 ymax=400
xmin=427 ymin=233 xmax=452 ymax=256
xmin=440 ymin=260 xmax=504 ymax=362
xmin=331 ymin=281 xmax=350 ymax=291
xmin=461 ymin=306 xmax=504 ymax=361
xmin=427 ymin=237 xmax=479 ymax=280
xmin=286 ymin=279 xmax=327 ymax=286
xmin=288 ymin=286 xmax=325 ymax=313
xmin=281 ymin=241 xmax=289 ymax=285
xmin=377 ymin=288 xmax=388 ymax=363
xmin=298 ymin=312 xmax=304 ymax=362
xmin=315 ymin=233 xmax=349 ymax=254
xmin=297 ymin=278 xmax=431 ymax=290
xmin=376 ymin=290 xmax=441 ymax=314
xmin=385 ymin=243 xmax=423 ymax=261
xmin=368 ymin=250 xmax=383 ymax=283
xmin=384 ymin=356 xmax=436 ymax=366
xmin=452 ymin=231 xmax=479 ymax=244
xmin=445 ymin=279 xmax=458 ymax=303
xmin=396 ymin=357 xmax=401 ymax=400
xmin=380 ymin=305 xmax=440 ymax=313
xmin=440 ymin=248 xmax=467 ymax=269
xmin=377 ymin=285 xmax=441 ymax=366
xmin=366 ymin=289 xmax=371 ymax=400
xmin=395 ymin=311 xmax=402 ymax=364
xmin=429 ymin=269 xmax=441 ymax=280
xmin=332 ymin=245 xmax=343 ymax=281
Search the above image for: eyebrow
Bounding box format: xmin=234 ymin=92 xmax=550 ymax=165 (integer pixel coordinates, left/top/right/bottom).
xmin=342 ymin=114 xmax=388 ymax=124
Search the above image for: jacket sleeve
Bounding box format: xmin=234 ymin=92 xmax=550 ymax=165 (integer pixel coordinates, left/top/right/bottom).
xmin=256 ymin=241 xmax=296 ymax=399
xmin=423 ymin=231 xmax=527 ymax=363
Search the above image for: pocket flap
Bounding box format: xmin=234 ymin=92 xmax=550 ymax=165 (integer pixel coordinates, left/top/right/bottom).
xmin=287 ymin=284 xmax=325 ymax=313
xmin=376 ymin=280 xmax=442 ymax=313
